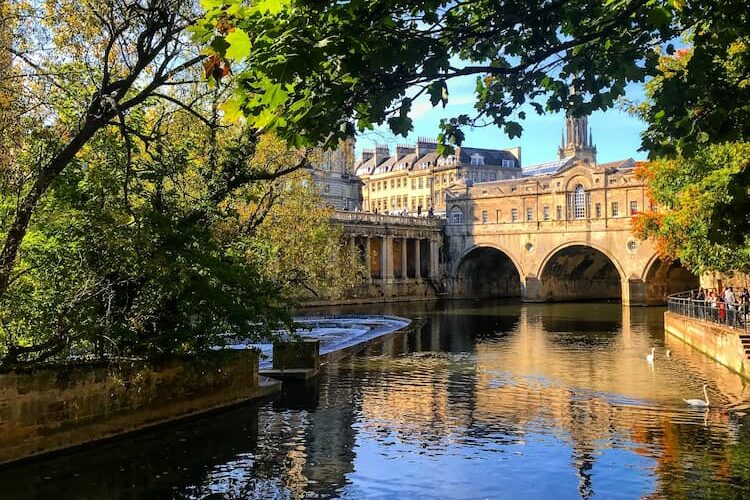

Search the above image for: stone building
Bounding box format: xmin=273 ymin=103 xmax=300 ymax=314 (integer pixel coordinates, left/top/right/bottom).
xmin=307 ymin=138 xmax=362 ymax=210
xmin=354 ymin=138 xmax=521 ymax=216
xmin=443 ymin=113 xmax=699 ymax=305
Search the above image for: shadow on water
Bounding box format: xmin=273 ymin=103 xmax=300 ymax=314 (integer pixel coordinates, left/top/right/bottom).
xmin=5 ymin=300 xmax=750 ymax=499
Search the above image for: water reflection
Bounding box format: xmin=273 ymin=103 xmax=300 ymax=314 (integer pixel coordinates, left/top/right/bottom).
xmin=4 ymin=301 xmax=750 ymax=499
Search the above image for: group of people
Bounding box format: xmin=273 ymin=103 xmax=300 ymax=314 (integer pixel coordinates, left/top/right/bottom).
xmin=372 ymin=205 xmax=435 ymax=217
xmin=690 ymin=287 xmax=750 ymax=327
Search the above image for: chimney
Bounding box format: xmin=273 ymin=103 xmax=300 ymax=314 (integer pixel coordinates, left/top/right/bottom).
xmin=415 ymin=136 xmax=437 ymax=158
xmin=361 ymin=148 xmax=374 ymax=163
xmin=374 ymin=143 xmax=390 ymax=165
xmin=506 ymin=147 xmax=522 ymax=167
xmin=395 ymin=143 xmax=416 ymax=162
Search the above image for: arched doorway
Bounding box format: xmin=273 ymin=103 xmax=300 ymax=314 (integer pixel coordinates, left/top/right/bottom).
xmin=644 ymin=257 xmax=699 ymax=304
xmin=457 ymin=247 xmax=522 ymax=298
xmin=539 ymin=245 xmax=622 ymax=302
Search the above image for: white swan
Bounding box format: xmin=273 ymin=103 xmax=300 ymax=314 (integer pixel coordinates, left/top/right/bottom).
xmin=684 ymin=384 xmax=710 ymax=408
xmin=666 ymin=349 xmax=671 ymax=359
xmin=646 ymin=347 xmax=655 ymax=364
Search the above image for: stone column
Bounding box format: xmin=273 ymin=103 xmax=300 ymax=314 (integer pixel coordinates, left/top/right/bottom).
xmin=364 ymin=236 xmax=372 ymax=282
xmin=414 ymin=239 xmax=422 ymax=279
xmin=381 ymin=236 xmax=394 ymax=281
xmin=401 ymin=237 xmax=408 ymax=280
xmin=429 ymin=237 xmax=440 ymax=279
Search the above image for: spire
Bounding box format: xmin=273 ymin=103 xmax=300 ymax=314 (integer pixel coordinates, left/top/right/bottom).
xmin=558 ymin=112 xmax=597 ymax=164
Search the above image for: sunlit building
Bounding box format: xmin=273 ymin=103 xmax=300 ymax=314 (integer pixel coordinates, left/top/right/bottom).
xmin=307 ymin=138 xmax=362 ymax=210
xmin=354 ymin=138 xmax=522 ymax=215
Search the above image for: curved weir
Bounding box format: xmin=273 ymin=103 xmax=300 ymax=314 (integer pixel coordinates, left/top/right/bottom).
xmin=223 ymin=315 xmax=411 ymax=368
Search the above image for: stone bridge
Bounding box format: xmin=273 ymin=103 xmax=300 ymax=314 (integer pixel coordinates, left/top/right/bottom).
xmin=442 ymin=162 xmax=698 ymax=306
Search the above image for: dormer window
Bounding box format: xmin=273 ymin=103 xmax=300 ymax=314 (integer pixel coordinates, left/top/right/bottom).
xmin=502 ymin=159 xmax=515 ymax=168
xmin=470 ymin=154 xmax=485 ymax=166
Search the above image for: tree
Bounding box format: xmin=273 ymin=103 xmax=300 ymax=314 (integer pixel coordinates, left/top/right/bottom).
xmin=630 ymin=25 xmax=749 ymax=273
xmin=194 ymin=0 xmax=685 ymax=150
xmin=0 ymin=0 xmax=361 ymax=366
xmin=0 ymin=0 xmax=206 ymax=300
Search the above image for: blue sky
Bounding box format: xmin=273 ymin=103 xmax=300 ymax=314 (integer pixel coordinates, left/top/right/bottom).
xmin=358 ymin=77 xmax=649 ymax=168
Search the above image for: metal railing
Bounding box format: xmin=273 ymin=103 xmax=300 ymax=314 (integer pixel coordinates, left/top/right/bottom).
xmin=667 ymin=290 xmax=749 ymax=333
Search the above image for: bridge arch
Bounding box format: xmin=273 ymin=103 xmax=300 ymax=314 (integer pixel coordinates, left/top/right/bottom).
xmin=536 ymin=242 xmax=625 ymax=302
xmin=455 ymin=244 xmax=524 ymax=298
xmin=641 ymin=254 xmax=699 ymax=303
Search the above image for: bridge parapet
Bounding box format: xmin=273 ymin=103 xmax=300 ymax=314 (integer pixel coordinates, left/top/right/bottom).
xmin=331 ymin=210 xmax=445 ymax=230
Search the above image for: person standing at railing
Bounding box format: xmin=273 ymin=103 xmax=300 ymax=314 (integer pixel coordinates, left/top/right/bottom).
xmin=724 ymin=286 xmax=737 ymax=326
xmin=708 ymin=291 xmax=719 ymax=322
xmin=694 ymin=288 xmax=706 ymax=319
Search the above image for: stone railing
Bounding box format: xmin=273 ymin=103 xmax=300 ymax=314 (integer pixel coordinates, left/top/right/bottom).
xmin=331 ymin=210 xmax=445 ymax=229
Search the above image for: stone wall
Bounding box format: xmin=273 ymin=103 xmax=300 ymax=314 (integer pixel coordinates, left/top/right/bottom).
xmin=664 ymin=311 xmax=748 ymax=377
xmin=0 ymin=350 xmax=275 ymax=466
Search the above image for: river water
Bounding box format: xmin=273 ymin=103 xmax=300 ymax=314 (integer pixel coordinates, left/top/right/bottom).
xmin=6 ymin=300 xmax=750 ymax=499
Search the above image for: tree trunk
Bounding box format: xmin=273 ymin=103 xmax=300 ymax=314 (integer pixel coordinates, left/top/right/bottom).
xmin=0 ymin=121 xmax=101 ymax=298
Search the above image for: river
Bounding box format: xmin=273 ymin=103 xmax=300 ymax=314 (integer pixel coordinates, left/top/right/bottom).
xmin=5 ymin=300 xmax=750 ymax=499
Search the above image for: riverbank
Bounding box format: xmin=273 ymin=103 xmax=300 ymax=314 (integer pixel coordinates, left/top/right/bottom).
xmin=664 ymin=310 xmax=749 ymax=378
xmin=0 ymin=315 xmax=413 ymax=467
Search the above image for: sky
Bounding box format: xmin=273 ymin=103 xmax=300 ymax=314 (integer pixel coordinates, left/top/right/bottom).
xmin=357 ymin=76 xmax=649 ymax=168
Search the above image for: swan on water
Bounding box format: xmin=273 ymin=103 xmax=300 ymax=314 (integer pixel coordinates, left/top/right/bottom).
xmin=684 ymin=384 xmax=710 ymax=408
xmin=646 ymin=347 xmax=655 ymax=364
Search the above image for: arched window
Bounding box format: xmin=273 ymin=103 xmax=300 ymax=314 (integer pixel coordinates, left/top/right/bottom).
xmin=573 ymin=184 xmax=586 ymax=219
xmin=450 ymin=207 xmax=464 ymax=224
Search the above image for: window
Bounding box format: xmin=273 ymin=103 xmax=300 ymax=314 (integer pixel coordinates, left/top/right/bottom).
xmin=482 ymin=210 xmax=489 ymax=223
xmin=390 ymin=179 xmax=395 ymax=189
xmin=480 ymin=172 xmax=487 ymax=182
xmin=573 ymin=184 xmax=586 ymax=219
xmin=450 ymin=174 xmax=455 ymax=182
xmin=396 ymin=178 xmax=401 ymax=188
xmin=630 ymin=201 xmax=638 ymax=215
xmin=411 ymin=199 xmax=416 ymax=210
xmin=502 ymin=159 xmax=515 ymax=168
xmin=543 ymin=206 xmax=550 ymax=221
xmin=419 ymin=178 xmax=424 ymax=189
xmin=324 ymin=184 xmax=330 ymax=193
xmin=390 ymin=197 xmax=395 ymax=208
xmin=595 ymin=203 xmax=601 ymax=218
xmin=442 ymin=174 xmax=447 ymax=184
xmin=411 ymin=179 xmax=416 ymax=189
xmin=611 ymin=201 xmax=619 ymax=217
xmin=511 ymin=208 xmax=518 ymax=222
xmin=396 ymin=197 xmax=402 ymax=208
xmin=451 ymin=209 xmax=463 ymax=224
xmin=470 ymin=154 xmax=484 ymax=166
xmin=526 ymin=207 xmax=533 ymax=221
xmin=490 ymin=173 xmax=496 ymax=181
xmin=556 ymin=205 xmax=562 ymax=220
xmin=472 ymin=172 xmax=478 ymax=182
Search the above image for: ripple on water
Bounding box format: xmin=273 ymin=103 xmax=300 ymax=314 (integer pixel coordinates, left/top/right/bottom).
xmin=3 ymin=303 xmax=750 ymax=500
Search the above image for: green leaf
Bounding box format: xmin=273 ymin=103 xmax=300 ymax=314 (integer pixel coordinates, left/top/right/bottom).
xmin=647 ymin=6 xmax=672 ymax=27
xmin=225 ymin=28 xmax=252 ymax=62
xmin=200 ymin=0 xmax=225 ymax=10
xmin=504 ymin=121 xmax=523 ymax=139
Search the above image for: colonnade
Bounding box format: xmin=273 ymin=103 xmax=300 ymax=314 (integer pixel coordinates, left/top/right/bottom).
xmin=351 ymin=235 xmax=441 ymax=282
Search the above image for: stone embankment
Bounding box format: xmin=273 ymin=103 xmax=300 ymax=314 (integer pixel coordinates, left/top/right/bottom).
xmin=664 ymin=311 xmax=748 ymax=377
